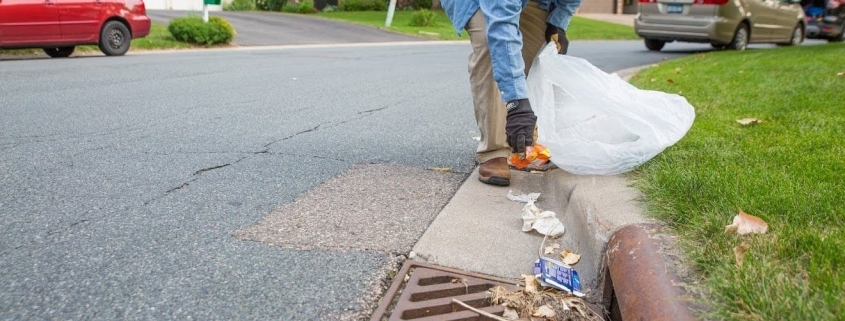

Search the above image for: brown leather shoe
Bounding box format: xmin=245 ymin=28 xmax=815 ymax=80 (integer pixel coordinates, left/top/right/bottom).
xmin=478 ymin=157 xmax=511 ymax=186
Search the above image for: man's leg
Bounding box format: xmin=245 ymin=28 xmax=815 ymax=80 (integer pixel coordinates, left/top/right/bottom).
xmin=519 ymin=2 xmax=550 ymax=149
xmin=466 ymin=9 xmax=511 ymax=186
xmin=519 ymin=2 xmax=550 ymax=76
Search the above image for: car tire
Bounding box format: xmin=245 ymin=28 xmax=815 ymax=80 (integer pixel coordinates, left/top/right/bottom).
xmin=727 ymin=23 xmax=749 ymax=51
xmin=43 ymin=46 xmax=75 ymax=58
xmin=829 ymin=29 xmax=845 ymax=42
xmin=98 ymin=20 xmax=131 ymax=56
xmin=779 ymin=24 xmax=804 ymax=46
xmin=644 ymin=39 xmax=666 ymax=51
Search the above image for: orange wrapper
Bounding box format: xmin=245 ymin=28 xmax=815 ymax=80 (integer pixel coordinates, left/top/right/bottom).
xmin=509 ymin=143 xmax=551 ymax=170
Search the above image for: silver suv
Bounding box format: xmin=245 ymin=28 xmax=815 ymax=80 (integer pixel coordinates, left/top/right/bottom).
xmin=635 ymin=0 xmax=806 ymax=50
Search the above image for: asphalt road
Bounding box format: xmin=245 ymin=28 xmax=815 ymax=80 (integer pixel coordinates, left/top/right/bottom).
xmin=145 ymin=10 xmax=426 ymax=46
xmin=0 ymin=40 xmax=710 ymax=320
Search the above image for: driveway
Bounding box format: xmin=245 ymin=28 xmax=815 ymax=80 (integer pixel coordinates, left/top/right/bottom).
xmin=146 ymin=10 xmax=428 ymax=46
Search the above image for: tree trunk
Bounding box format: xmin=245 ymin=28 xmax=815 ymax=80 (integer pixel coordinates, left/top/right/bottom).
xmin=432 ymin=0 xmax=441 ymax=9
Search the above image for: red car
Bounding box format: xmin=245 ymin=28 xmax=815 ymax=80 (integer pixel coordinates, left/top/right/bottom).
xmin=0 ymin=0 xmax=151 ymax=57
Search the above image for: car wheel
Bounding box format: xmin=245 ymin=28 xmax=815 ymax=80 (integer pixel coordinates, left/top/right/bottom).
xmin=99 ymin=20 xmax=131 ymax=56
xmin=779 ymin=24 xmax=804 ymax=46
xmin=829 ymin=29 xmax=845 ymax=42
xmin=43 ymin=46 xmax=75 ymax=58
xmin=727 ymin=23 xmax=749 ymax=51
xmin=644 ymin=38 xmax=666 ymax=51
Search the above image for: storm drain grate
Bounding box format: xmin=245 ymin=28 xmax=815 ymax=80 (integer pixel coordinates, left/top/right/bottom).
xmin=371 ymin=261 xmax=521 ymax=321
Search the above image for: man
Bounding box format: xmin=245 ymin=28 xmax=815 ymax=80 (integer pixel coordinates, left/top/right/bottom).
xmin=440 ymin=0 xmax=583 ymax=186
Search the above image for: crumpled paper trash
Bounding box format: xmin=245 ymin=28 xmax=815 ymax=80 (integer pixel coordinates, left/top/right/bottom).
xmin=521 ymin=202 xmax=565 ymax=238
xmin=507 ymin=190 xmax=541 ymax=203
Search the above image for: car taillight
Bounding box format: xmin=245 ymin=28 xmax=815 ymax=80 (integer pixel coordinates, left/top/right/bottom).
xmin=696 ymin=0 xmax=730 ymax=4
xmin=639 ymin=0 xmax=656 ymax=3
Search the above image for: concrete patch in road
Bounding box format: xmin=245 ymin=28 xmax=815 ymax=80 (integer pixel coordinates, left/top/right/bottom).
xmin=233 ymin=163 xmax=466 ymax=253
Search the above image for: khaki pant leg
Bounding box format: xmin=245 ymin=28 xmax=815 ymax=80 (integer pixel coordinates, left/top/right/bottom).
xmin=520 ymin=2 xmax=550 ymax=142
xmin=467 ymin=10 xmax=510 ymax=163
xmin=466 ymin=3 xmax=550 ymax=162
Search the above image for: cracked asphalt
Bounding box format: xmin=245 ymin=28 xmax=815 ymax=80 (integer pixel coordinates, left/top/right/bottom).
xmin=0 ymin=40 xmax=702 ymax=319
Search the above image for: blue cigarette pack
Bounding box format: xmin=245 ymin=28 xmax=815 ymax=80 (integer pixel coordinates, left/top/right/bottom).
xmin=534 ymin=257 xmax=584 ymax=297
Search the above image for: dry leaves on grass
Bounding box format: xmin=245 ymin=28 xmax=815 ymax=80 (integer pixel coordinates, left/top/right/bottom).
xmin=667 ymin=78 xmax=675 ymax=84
xmin=734 ymin=242 xmax=750 ymax=266
xmin=560 ymin=249 xmax=582 ymax=266
xmin=431 ymin=167 xmax=451 ymax=173
xmin=725 ymin=209 xmax=769 ymax=235
xmin=837 ymin=71 xmax=844 ymax=76
xmin=736 ymin=118 xmax=763 ymax=125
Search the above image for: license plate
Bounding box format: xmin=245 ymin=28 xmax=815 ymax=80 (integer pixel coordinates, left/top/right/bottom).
xmin=667 ymin=3 xmax=683 ymax=13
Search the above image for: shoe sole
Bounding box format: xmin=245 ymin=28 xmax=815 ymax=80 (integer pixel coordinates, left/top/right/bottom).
xmin=478 ymin=175 xmax=510 ymax=186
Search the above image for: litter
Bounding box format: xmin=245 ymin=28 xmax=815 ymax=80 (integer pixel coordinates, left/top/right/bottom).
xmin=507 ymin=190 xmax=541 ymax=203
xmin=509 ymin=143 xmax=551 ymax=170
xmin=507 ymin=191 xmax=563 ymax=237
xmin=522 ymin=202 xmax=565 ymax=238
xmin=535 ymin=256 xmax=584 ymax=297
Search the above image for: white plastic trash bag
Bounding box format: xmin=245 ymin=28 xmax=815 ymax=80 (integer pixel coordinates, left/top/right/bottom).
xmin=527 ymin=43 xmax=695 ymax=175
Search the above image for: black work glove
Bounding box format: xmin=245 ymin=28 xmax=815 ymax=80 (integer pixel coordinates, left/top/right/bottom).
xmin=544 ymin=24 xmax=569 ymax=55
xmin=505 ymin=99 xmax=537 ymax=156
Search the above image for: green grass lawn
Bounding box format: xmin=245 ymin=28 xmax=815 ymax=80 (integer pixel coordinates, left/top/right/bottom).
xmin=0 ymin=23 xmax=188 ymax=57
xmin=629 ymin=44 xmax=845 ymax=320
xmin=313 ymin=10 xmax=638 ymax=41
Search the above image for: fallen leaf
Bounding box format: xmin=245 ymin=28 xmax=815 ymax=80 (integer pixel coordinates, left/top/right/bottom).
xmin=544 ymin=243 xmax=561 ymax=255
xmin=736 ymin=118 xmax=763 ymax=125
xmin=634 ymin=75 xmax=641 ymax=79
xmin=725 ymin=209 xmax=769 ymax=235
xmin=522 ymin=274 xmax=539 ymax=293
xmin=502 ymin=307 xmax=520 ymax=320
xmin=650 ymin=78 xmax=657 ymax=82
xmin=838 ymin=71 xmax=844 ymax=77
xmin=667 ymin=78 xmax=675 ymax=83
xmin=431 ymin=167 xmax=451 ymax=173
xmin=532 ymin=305 xmax=556 ymax=318
xmin=560 ymin=249 xmax=581 ymax=265
xmin=696 ymin=54 xmax=706 ymax=59
xmin=734 ymin=243 xmax=749 ymax=266
xmin=674 ymin=67 xmax=682 ymax=73
xmin=739 ymin=70 xmax=745 ymax=73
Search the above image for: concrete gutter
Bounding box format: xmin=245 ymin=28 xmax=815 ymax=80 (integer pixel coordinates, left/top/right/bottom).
xmin=409 ymin=65 xmax=698 ymax=320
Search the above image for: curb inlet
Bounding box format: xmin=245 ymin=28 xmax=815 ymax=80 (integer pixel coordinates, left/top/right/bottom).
xmin=371 ymin=261 xmax=520 ymax=321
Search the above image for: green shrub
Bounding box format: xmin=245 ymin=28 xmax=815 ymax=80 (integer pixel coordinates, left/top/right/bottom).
xmin=339 ymin=0 xmax=386 ymax=11
xmin=224 ymin=0 xmax=255 ymax=10
xmin=255 ymin=0 xmax=286 ymax=11
xmin=413 ymin=0 xmax=431 ymax=9
xmin=283 ymin=0 xmax=315 ymax=12
xmin=167 ymin=16 xmax=236 ymax=46
xmin=408 ymin=9 xmax=437 ymax=27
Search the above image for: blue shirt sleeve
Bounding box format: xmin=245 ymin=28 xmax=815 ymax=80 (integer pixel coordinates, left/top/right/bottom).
xmin=543 ymin=0 xmax=585 ymax=31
